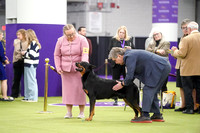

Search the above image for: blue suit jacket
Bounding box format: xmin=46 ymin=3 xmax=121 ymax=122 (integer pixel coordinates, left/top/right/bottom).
xmin=123 ymin=49 xmax=170 ymax=87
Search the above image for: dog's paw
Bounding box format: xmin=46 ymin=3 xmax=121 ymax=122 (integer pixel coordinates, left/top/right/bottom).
xmin=85 ymin=118 xmax=92 ymax=121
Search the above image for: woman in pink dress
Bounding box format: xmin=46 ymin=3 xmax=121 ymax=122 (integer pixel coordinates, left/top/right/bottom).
xmin=54 ymin=24 xmax=89 ymax=119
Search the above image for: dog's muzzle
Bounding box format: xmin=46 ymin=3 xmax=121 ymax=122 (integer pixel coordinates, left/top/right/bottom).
xmin=75 ymin=62 xmax=83 ymax=72
xmin=76 ymin=67 xmax=83 ymax=72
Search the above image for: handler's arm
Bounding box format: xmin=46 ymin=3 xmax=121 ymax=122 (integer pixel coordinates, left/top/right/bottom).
xmin=123 ymin=56 xmax=136 ymax=86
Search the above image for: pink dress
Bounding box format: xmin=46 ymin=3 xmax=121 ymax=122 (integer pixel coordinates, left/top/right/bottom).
xmin=54 ymin=34 xmax=89 ymax=105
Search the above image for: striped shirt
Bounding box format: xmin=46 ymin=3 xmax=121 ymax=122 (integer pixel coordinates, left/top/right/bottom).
xmin=24 ymin=41 xmax=40 ymax=68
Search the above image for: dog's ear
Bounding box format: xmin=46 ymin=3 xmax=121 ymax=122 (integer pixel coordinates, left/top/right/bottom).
xmin=91 ymin=65 xmax=96 ymax=69
xmin=88 ymin=64 xmax=96 ymax=70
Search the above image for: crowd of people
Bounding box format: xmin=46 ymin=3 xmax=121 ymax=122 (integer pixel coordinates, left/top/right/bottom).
xmin=0 ymin=29 xmax=41 ymax=102
xmin=0 ymin=20 xmax=200 ymax=123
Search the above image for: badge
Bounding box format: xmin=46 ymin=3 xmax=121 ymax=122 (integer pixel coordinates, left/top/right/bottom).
xmin=83 ymin=47 xmax=89 ymax=54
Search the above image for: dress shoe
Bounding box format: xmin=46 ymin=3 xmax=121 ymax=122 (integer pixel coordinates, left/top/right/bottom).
xmin=131 ymin=116 xmax=152 ymax=123
xmin=182 ymin=109 xmax=194 ymax=114
xmin=174 ymin=107 xmax=186 ymax=112
xmin=151 ymin=113 xmax=165 ymax=122
xmin=113 ymin=100 xmax=118 ymax=106
xmin=193 ymin=108 xmax=199 ymax=113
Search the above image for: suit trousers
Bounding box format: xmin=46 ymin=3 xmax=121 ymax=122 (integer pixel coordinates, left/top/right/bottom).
xmin=11 ymin=60 xmax=24 ymax=98
xmin=24 ymin=65 xmax=38 ymax=101
xmin=181 ymin=76 xmax=200 ymax=110
xmin=142 ymin=64 xmax=171 ymax=113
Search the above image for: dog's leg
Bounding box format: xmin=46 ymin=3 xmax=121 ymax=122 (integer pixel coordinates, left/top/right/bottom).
xmin=123 ymin=98 xmax=142 ymax=119
xmin=85 ymin=99 xmax=96 ymax=121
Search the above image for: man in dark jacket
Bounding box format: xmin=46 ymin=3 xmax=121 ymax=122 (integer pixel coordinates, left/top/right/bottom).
xmin=108 ymin=47 xmax=171 ymax=123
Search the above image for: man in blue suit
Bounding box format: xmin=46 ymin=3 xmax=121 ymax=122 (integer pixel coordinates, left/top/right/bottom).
xmin=108 ymin=47 xmax=171 ymax=123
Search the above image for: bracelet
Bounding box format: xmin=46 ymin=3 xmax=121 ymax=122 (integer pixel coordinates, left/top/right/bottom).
xmin=121 ymin=82 xmax=124 ymax=87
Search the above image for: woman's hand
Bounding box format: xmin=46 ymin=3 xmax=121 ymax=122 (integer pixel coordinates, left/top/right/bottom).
xmin=125 ymin=46 xmax=131 ymax=50
xmin=156 ymin=49 xmax=165 ymax=55
xmin=4 ymin=56 xmax=10 ymax=64
xmin=112 ymin=80 xmax=123 ymax=91
xmin=21 ymin=50 xmax=26 ymax=55
xmin=57 ymin=70 xmax=63 ymax=75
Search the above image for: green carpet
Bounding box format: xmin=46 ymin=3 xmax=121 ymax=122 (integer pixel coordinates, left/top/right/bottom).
xmin=0 ymin=82 xmax=199 ymax=133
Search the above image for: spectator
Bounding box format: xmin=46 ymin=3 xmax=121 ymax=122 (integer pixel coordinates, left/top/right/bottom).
xmin=21 ymin=29 xmax=41 ymax=102
xmin=54 ymin=24 xmax=89 ymax=119
xmin=0 ymin=31 xmax=6 ymax=53
xmin=171 ymin=21 xmax=200 ymax=114
xmin=146 ymin=30 xmax=170 ymax=92
xmin=108 ymin=25 xmax=134 ymax=105
xmin=174 ymin=19 xmax=197 ymax=112
xmin=78 ymin=26 xmax=92 ymax=61
xmin=10 ymin=29 xmax=28 ymax=99
xmin=145 ymin=28 xmax=154 ymax=50
xmin=108 ymin=47 xmax=171 ymax=123
xmin=0 ymin=38 xmax=12 ymax=101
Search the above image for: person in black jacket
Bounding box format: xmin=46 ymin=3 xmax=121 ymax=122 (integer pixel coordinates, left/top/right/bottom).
xmin=108 ymin=25 xmax=134 ymax=105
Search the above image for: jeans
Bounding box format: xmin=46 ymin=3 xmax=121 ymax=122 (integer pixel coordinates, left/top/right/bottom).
xmin=24 ymin=65 xmax=38 ymax=101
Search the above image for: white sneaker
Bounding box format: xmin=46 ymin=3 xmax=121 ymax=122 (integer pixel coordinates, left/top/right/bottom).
xmin=77 ymin=114 xmax=85 ymax=119
xmin=21 ymin=98 xmax=28 ymax=102
xmin=64 ymin=113 xmax=72 ymax=119
xmin=25 ymin=100 xmax=37 ymax=102
xmin=9 ymin=97 xmax=15 ymax=100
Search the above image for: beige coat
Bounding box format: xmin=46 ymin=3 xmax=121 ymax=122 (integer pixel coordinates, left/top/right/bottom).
xmin=173 ymin=31 xmax=200 ymax=76
xmin=146 ymin=39 xmax=170 ymax=57
xmin=175 ymin=38 xmax=183 ymax=69
xmin=12 ymin=39 xmax=28 ymax=63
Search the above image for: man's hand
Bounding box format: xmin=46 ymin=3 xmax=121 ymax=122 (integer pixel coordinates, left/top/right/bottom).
xmin=156 ymin=49 xmax=165 ymax=55
xmin=112 ymin=80 xmax=123 ymax=91
xmin=171 ymin=46 xmax=178 ymax=51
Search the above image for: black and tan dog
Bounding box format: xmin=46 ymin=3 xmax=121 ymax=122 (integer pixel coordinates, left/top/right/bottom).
xmin=75 ymin=61 xmax=141 ymax=121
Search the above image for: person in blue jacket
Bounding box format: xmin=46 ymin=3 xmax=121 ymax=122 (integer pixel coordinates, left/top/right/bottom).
xmin=108 ymin=47 xmax=171 ymax=123
xmin=0 ymin=41 xmax=12 ymax=101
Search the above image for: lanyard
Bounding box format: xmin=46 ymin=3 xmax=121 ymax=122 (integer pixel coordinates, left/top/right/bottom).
xmin=121 ymin=40 xmax=125 ymax=48
xmin=20 ymin=42 xmax=22 ymax=50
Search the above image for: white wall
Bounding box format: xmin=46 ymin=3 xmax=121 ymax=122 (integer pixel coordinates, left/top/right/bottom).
xmin=1 ymin=0 xmax=197 ymax=37
xmin=67 ymin=0 xmax=196 ymax=38
xmin=6 ymin=0 xmax=67 ymax=24
xmin=178 ymin=0 xmax=196 ymax=37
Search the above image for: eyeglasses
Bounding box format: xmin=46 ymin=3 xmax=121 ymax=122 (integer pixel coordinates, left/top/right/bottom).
xmin=181 ymin=27 xmax=187 ymax=30
xmin=153 ymin=33 xmax=160 ymax=37
xmin=66 ymin=33 xmax=75 ymax=38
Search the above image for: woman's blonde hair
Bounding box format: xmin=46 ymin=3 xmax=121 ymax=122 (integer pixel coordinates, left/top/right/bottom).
xmin=17 ymin=29 xmax=27 ymax=40
xmin=26 ymin=29 xmax=41 ymax=49
xmin=63 ymin=24 xmax=76 ymax=35
xmin=114 ymin=25 xmax=131 ymax=41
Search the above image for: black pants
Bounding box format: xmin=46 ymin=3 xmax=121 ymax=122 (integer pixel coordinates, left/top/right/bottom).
xmin=11 ymin=60 xmax=24 ymax=98
xmin=112 ymin=64 xmax=126 ymax=80
xmin=161 ymin=76 xmax=168 ymax=92
xmin=112 ymin=64 xmax=126 ymax=101
xmin=181 ymin=76 xmax=200 ymax=110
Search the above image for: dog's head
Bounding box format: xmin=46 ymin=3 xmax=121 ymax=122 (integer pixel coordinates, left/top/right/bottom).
xmin=75 ymin=62 xmax=96 ymax=76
